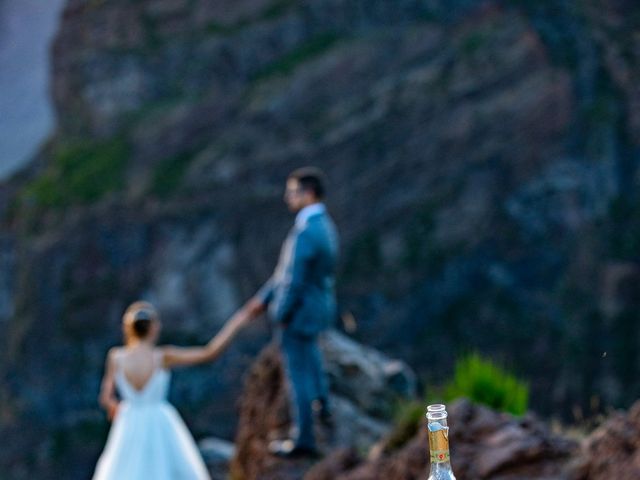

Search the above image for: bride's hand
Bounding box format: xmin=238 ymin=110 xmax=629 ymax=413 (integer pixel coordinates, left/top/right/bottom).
xmin=107 ymin=400 xmax=120 ymax=421
xmin=230 ymin=307 xmax=252 ymax=328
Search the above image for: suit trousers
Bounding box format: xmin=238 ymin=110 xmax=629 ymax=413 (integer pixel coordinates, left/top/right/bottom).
xmin=279 ymin=328 xmax=329 ymax=449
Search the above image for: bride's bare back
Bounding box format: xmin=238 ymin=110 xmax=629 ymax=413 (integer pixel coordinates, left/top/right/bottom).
xmin=114 ymin=345 xmax=159 ymax=392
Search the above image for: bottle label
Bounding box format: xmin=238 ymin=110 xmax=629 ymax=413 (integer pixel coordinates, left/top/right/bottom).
xmin=430 ymin=449 xmax=450 ymax=463
xmin=428 ymin=427 xmax=450 ymax=464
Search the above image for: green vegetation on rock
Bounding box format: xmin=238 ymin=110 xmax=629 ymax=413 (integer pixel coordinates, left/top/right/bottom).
xmin=443 ymin=353 xmax=529 ymax=415
xmin=24 ymin=137 xmax=129 ymax=208
xmin=150 ymin=150 xmax=198 ymax=198
xmin=459 ymin=30 xmax=491 ymax=57
xmin=252 ymin=33 xmax=342 ymax=81
xmin=386 ymin=352 xmax=529 ymax=452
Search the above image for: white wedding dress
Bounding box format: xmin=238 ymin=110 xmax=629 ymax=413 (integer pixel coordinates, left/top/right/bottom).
xmin=93 ymin=352 xmax=210 ymax=480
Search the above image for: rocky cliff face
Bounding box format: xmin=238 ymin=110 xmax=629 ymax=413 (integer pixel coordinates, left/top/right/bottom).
xmin=0 ymin=0 xmax=639 ymax=477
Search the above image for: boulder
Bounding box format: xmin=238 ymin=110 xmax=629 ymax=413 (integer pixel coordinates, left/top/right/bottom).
xmin=230 ymin=331 xmax=418 ymax=479
xmin=570 ymin=400 xmax=640 ymax=480
xmin=321 ymin=330 xmax=417 ymax=418
xmin=199 ymin=436 xmax=235 ymax=480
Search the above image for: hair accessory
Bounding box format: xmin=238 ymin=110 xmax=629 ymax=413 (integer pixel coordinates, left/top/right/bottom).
xmin=133 ymin=309 xmax=152 ymax=322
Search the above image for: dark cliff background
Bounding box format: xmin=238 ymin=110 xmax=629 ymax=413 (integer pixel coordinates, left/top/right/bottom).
xmin=0 ymin=0 xmax=639 ymax=478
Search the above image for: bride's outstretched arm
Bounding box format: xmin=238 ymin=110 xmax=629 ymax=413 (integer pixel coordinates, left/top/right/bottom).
xmin=98 ymin=348 xmax=120 ymax=420
xmin=162 ymin=310 xmax=249 ymax=368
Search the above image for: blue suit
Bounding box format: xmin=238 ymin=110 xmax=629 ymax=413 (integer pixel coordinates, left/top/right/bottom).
xmin=258 ymin=204 xmax=338 ymax=448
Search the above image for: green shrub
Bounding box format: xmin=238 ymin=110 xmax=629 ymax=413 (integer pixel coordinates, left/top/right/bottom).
xmin=443 ymin=353 xmax=529 ymax=415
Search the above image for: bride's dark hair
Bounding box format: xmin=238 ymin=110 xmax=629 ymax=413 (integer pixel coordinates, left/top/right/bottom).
xmin=123 ymin=301 xmax=159 ymax=340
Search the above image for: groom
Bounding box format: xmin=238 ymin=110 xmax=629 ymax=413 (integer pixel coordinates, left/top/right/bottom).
xmin=245 ymin=166 xmax=339 ymax=457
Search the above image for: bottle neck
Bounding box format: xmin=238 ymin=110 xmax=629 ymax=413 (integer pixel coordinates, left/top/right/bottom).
xmin=428 ymin=427 xmax=452 ymax=469
xmin=429 ymin=461 xmax=453 ymax=474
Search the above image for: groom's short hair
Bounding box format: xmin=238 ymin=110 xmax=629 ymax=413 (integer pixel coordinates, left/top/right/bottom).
xmin=289 ymin=167 xmax=326 ymax=199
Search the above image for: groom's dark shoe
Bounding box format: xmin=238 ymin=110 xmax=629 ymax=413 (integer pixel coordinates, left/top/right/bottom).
xmin=268 ymin=439 xmax=318 ymax=459
xmin=313 ymin=399 xmax=335 ymax=429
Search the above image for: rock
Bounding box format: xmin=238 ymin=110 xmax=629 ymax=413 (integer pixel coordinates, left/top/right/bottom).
xmin=230 ymin=344 xmax=311 ymax=480
xmin=570 ymin=400 xmax=640 ymax=480
xmin=305 ymin=448 xmax=362 ymax=480
xmin=231 ymin=333 xmax=417 ymax=480
xmin=302 ymin=399 xmax=578 ymax=480
xmin=199 ymin=436 xmax=235 ymax=461
xmin=199 ymin=436 xmax=235 ymax=480
xmin=3 ymin=0 xmax=640 ymax=476
xmin=231 ymin=342 xmax=582 ymax=480
xmin=329 ymin=395 xmax=390 ymax=452
xmin=321 ymin=330 xmax=417 ymax=418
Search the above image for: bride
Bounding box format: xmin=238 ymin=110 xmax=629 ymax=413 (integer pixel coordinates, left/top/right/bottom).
xmin=92 ymin=301 xmax=249 ymax=480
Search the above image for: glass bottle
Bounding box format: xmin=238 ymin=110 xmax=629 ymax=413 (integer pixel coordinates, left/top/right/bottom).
xmin=426 ymin=404 xmax=456 ymax=480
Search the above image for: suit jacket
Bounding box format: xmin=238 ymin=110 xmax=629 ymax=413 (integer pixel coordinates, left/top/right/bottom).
xmin=258 ymin=208 xmax=339 ymax=337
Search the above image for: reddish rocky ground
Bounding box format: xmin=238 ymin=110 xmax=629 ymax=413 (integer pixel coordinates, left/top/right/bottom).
xmin=231 ymin=343 xmax=640 ymax=480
